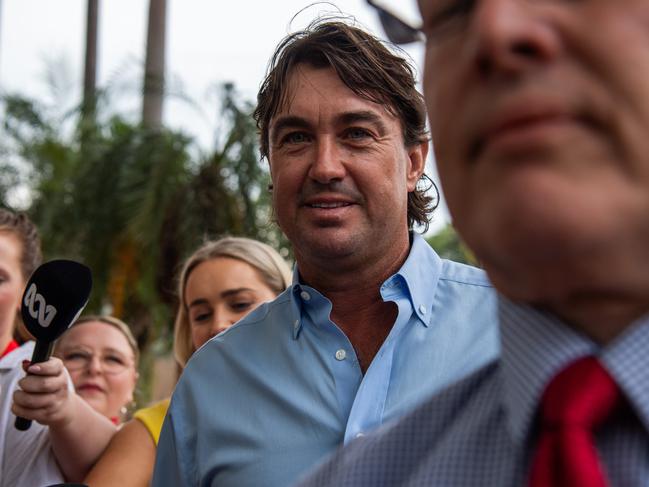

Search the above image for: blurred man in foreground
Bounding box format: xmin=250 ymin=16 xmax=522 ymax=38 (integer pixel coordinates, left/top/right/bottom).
xmin=153 ymin=19 xmax=498 ymax=487
xmin=299 ymin=1 xmax=649 ymax=485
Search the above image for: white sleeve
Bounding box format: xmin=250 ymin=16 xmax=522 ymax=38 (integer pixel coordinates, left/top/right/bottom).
xmin=0 ymin=344 xmax=64 ymax=487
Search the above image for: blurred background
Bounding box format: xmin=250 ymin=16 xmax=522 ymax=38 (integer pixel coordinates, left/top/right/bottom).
xmin=0 ymin=0 xmax=470 ymax=403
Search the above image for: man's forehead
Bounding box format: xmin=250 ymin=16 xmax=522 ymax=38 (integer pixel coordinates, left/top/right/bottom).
xmin=270 ymin=64 xmax=396 ymax=126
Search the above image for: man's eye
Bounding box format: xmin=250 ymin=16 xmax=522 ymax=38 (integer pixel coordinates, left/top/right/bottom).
xmin=283 ymin=132 xmax=311 ymax=144
xmin=346 ymin=128 xmax=372 ymax=140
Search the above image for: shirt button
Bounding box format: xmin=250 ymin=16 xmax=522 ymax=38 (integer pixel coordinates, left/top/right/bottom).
xmin=335 ymin=349 xmax=347 ymax=361
xmin=300 ymin=291 xmax=311 ymax=301
xmin=293 ymin=319 xmax=299 ymax=329
xmin=355 ymin=432 xmax=365 ymax=438
xmin=419 ymin=304 xmax=427 ymax=314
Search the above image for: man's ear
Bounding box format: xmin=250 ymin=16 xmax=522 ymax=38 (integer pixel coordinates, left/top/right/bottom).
xmin=406 ymin=140 xmax=429 ymax=191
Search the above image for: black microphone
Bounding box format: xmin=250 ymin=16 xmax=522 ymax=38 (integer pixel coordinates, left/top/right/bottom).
xmin=15 ymin=259 xmax=92 ymax=431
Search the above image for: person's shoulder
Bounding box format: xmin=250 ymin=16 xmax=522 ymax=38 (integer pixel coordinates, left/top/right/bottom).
xmin=372 ymin=359 xmax=500 ymax=448
xmin=297 ymin=360 xmax=502 ymax=486
xmin=183 ymin=289 xmax=293 ymax=372
xmin=133 ymin=399 xmax=171 ymax=445
xmin=134 ymin=398 xmax=170 ymax=423
xmin=221 ymin=287 xmax=293 ymax=335
xmin=439 ymin=259 xmax=493 ymax=288
xmin=203 ymin=289 xmax=292 ymax=343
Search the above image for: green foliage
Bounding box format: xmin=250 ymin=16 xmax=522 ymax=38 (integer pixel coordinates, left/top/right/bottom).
xmin=0 ymin=83 xmax=284 ymax=357
xmin=426 ymin=224 xmax=478 ymax=266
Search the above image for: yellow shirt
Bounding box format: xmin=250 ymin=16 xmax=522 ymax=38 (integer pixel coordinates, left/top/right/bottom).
xmin=133 ymin=399 xmax=170 ymax=445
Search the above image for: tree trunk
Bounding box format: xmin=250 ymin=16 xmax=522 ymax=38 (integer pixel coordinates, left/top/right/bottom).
xmin=82 ymin=0 xmax=99 ymax=122
xmin=142 ymin=0 xmax=167 ymax=129
xmin=0 ymin=0 xmax=4 ymax=82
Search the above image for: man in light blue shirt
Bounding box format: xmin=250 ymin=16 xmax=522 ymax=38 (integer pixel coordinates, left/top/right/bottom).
xmin=153 ymin=19 xmax=499 ymax=487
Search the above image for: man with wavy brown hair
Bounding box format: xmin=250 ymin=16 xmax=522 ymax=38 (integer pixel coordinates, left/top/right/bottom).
xmin=154 ymin=19 xmax=499 ymax=487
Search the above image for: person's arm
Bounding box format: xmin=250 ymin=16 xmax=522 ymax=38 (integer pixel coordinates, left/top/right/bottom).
xmin=11 ymin=358 xmax=117 ymax=481
xmin=84 ymin=418 xmax=156 ymax=487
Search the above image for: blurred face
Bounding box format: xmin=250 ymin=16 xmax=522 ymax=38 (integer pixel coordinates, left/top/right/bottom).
xmin=0 ymin=232 xmax=24 ymax=349
xmin=268 ymin=65 xmax=426 ymax=272
xmin=418 ymin=0 xmax=649 ymax=312
xmin=58 ymin=321 xmax=137 ymax=420
xmin=185 ymin=257 xmax=277 ymax=351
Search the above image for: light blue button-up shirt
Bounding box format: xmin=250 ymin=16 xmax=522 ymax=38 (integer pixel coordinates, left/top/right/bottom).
xmin=153 ymin=233 xmax=499 ymax=487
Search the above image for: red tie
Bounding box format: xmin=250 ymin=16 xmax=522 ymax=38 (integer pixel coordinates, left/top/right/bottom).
xmin=529 ymin=356 xmax=622 ymax=487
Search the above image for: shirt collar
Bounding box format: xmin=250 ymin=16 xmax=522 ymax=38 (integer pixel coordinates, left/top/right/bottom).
xmin=499 ymin=298 xmax=596 ymax=445
xmin=289 ymin=232 xmax=443 ymax=338
xmin=289 ymin=268 xmax=304 ymax=339
xmin=500 ymin=298 xmax=649 ymax=444
xmin=600 ymin=314 xmax=649 ymax=433
xmin=389 ymin=232 xmax=442 ymax=327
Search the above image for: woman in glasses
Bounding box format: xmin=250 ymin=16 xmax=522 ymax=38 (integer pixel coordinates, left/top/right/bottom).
xmin=54 ymin=315 xmax=139 ymax=424
xmin=11 ymin=314 xmax=139 ymax=482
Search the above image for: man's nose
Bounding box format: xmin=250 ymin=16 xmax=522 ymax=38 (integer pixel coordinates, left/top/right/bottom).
xmin=308 ymin=136 xmax=346 ymax=184
xmin=470 ymin=0 xmax=560 ymax=77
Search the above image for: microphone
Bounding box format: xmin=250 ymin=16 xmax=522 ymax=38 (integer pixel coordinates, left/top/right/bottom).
xmin=15 ymin=259 xmax=92 ymax=431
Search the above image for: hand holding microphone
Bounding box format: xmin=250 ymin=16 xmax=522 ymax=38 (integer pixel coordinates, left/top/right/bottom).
xmin=14 ymin=260 xmax=92 ymax=431
xmin=12 ymin=356 xmax=76 ymax=429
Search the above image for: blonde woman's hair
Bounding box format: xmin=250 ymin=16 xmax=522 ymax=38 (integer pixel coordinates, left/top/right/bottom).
xmin=55 ymin=315 xmax=140 ymax=364
xmin=173 ymin=237 xmax=292 ymax=367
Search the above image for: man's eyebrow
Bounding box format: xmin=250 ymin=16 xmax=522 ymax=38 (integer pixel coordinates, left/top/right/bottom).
xmin=270 ymin=116 xmax=311 ymax=143
xmin=337 ymin=110 xmax=388 ymax=135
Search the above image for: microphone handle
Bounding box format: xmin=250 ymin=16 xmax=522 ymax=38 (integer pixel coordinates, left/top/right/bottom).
xmin=15 ymin=341 xmax=55 ymax=431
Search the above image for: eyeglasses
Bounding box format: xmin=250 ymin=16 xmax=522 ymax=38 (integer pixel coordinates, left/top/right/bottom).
xmin=366 ymin=0 xmax=425 ymax=45
xmin=62 ymin=349 xmax=133 ymax=375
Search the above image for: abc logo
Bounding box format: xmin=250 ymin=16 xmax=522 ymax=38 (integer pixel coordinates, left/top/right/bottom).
xmin=23 ymin=283 xmax=57 ymax=328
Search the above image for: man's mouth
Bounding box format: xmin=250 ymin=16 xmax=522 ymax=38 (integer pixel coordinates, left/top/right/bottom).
xmin=471 ymin=110 xmax=579 ymax=162
xmin=307 ymin=202 xmax=352 ymax=209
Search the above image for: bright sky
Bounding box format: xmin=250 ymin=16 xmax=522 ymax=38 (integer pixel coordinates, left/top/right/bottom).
xmin=0 ymin=0 xmax=449 ymax=232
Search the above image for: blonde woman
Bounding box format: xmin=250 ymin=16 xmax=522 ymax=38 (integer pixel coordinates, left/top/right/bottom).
xmin=84 ymin=237 xmax=292 ymax=487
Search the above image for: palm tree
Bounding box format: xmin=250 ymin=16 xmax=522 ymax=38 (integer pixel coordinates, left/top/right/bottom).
xmin=82 ymin=0 xmax=99 ymax=124
xmin=141 ymin=0 xmax=166 ymax=129
xmin=0 ymin=82 xmax=282 ymax=342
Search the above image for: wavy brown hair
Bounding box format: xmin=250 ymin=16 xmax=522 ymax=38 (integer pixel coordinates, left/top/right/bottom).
xmin=254 ymin=19 xmax=437 ymax=230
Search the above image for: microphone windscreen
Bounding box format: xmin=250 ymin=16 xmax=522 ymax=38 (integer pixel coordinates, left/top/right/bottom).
xmin=21 ymin=260 xmax=92 ymax=343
